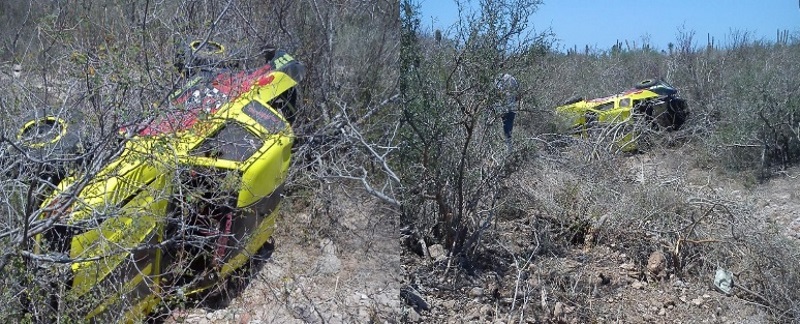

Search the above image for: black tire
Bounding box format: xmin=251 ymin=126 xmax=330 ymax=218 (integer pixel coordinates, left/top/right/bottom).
xmin=562 ymin=96 xmax=584 ymax=105
xmin=634 ymin=79 xmax=658 ymax=89
xmin=176 ymin=38 xmax=237 ymax=77
xmin=17 ymin=110 xmax=85 ymax=181
xmin=665 ymin=98 xmax=688 ymax=130
xmin=261 ymin=44 xmax=278 ymax=63
xmin=644 ymin=97 xmax=688 ymax=131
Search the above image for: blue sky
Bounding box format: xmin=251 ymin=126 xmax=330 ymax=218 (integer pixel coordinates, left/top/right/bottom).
xmin=417 ymin=0 xmax=800 ymax=51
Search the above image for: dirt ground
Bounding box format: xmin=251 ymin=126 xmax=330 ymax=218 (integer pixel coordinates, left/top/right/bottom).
xmin=164 ymin=193 xmax=404 ymax=324
xmin=160 ymin=143 xmax=800 ymax=323
xmin=397 ymin=145 xmax=800 ymax=324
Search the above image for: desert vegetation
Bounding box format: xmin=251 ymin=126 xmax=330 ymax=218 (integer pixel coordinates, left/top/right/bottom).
xmin=398 ymin=0 xmax=800 ymax=323
xmin=0 ymin=0 xmax=399 ymax=322
xmin=1 ymin=0 xmax=800 ymax=323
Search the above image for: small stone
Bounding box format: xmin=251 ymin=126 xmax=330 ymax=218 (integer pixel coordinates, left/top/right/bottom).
xmin=407 ymin=309 xmax=422 ymax=322
xmin=442 ymin=300 xmax=456 ymax=310
xmin=467 ymin=308 xmax=481 ymax=320
xmin=647 ymin=251 xmax=666 ymax=278
xmin=598 ymin=272 xmax=611 ymax=285
xmin=691 ymin=297 xmax=704 ymax=306
xmin=703 ymin=294 xmax=711 ymax=299
xmin=316 ymin=254 xmax=342 ymax=275
xmin=480 ymin=304 xmax=493 ymax=316
xmin=658 ymin=308 xmax=666 ymax=316
xmin=554 ymin=302 xmax=564 ymax=318
xmin=296 ymin=212 xmax=311 ymax=224
xmin=427 ymin=244 xmax=447 ymax=260
xmin=631 ymin=281 xmax=645 ymax=289
xmin=469 ymin=287 xmax=484 ymax=298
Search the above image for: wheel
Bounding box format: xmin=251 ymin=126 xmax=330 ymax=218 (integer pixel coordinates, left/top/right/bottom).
xmin=176 ymin=38 xmax=237 ymax=77
xmin=645 ymin=97 xmax=688 ymax=131
xmin=634 ymin=79 xmax=658 ymax=89
xmin=562 ymin=96 xmax=584 ymax=105
xmin=665 ymin=98 xmax=688 ymax=130
xmin=16 ymin=110 xmax=85 ymax=182
xmin=188 ymin=39 xmax=225 ymax=65
xmin=261 ymin=44 xmax=277 ymax=63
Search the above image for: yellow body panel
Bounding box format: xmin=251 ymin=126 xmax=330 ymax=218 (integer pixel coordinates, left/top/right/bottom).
xmin=555 ymin=87 xmax=664 ymax=152
xmin=31 ymin=53 xmax=302 ymax=322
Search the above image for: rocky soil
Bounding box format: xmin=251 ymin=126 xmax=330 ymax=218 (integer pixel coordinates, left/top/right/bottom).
xmin=399 ymin=145 xmax=800 ymax=323
xmin=161 ymin=145 xmax=800 ymax=323
xmin=162 ymin=193 xmax=404 ymax=323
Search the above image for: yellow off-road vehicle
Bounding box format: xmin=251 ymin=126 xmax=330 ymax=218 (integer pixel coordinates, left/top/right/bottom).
xmin=555 ymin=79 xmax=688 ymax=151
xmin=16 ymin=40 xmax=304 ymax=322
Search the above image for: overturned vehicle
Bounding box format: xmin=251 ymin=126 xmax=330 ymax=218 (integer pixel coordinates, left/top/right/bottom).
xmin=555 ymin=79 xmax=688 ymax=152
xmin=14 ymin=40 xmax=304 ymax=322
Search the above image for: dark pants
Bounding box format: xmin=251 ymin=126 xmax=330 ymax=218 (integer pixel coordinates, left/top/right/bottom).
xmin=501 ymin=111 xmax=515 ymax=139
xmin=501 ymin=111 xmax=515 ymax=151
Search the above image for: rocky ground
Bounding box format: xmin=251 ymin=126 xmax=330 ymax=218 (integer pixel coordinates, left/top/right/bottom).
xmin=399 ymin=144 xmax=800 ymax=323
xmin=159 ymin=143 xmax=800 ymax=323
xmin=162 ymin=193 xmax=404 ymax=323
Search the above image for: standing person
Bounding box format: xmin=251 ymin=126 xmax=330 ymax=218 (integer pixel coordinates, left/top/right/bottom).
xmin=495 ymin=71 xmax=519 ymax=152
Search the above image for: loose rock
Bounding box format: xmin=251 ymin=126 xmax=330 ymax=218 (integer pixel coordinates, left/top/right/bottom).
xmin=469 ymin=287 xmax=484 ymax=298
xmin=554 ymin=302 xmax=564 ymax=318
xmin=647 ymin=251 xmax=666 ymax=280
xmin=428 ymin=244 xmax=447 ymax=261
xmin=316 ymin=239 xmax=341 ymax=274
xmin=406 ymin=309 xmax=422 ymax=322
xmin=480 ymin=304 xmax=493 ymax=316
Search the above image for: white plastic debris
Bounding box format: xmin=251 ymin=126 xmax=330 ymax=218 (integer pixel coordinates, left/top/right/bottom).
xmin=714 ymin=268 xmax=734 ymax=294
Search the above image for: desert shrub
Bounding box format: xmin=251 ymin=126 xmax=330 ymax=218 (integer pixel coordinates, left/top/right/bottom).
xmin=500 ymin=148 xmax=800 ymax=321
xmin=529 ymin=34 xmax=800 ymax=179
xmin=398 ymin=0 xmax=553 ymax=264
xmin=0 ymin=0 xmax=400 ymax=321
xmin=399 ymin=2 xmax=800 ymax=321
